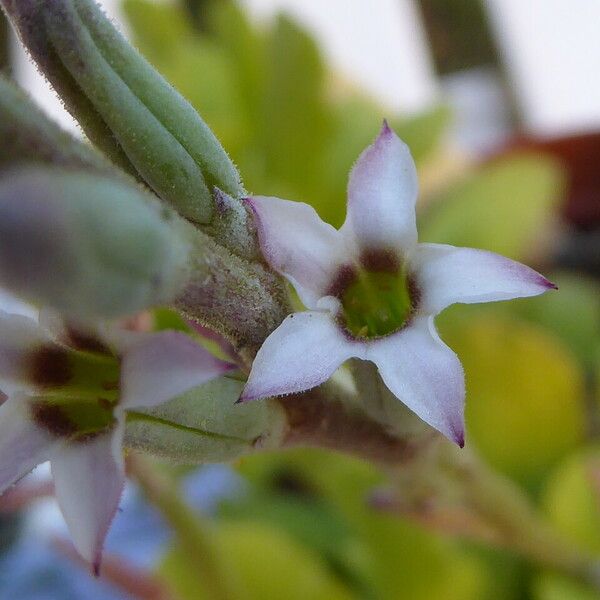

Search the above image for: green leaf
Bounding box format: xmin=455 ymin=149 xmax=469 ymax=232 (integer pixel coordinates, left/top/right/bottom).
xmin=510 ymin=272 xmax=600 ymax=368
xmin=7 ymin=0 xmax=244 ymax=223
xmin=232 ymin=449 xmax=492 ymax=599
xmin=533 ymin=573 xmax=600 ymax=600
xmin=257 ymin=14 xmax=332 ymax=200
xmin=442 ymin=314 xmax=586 ymax=485
xmin=420 ymin=154 xmax=565 ymax=260
xmin=1 ymin=0 xmax=138 ymax=174
xmin=391 ymin=105 xmax=451 ymax=164
xmin=125 ymin=378 xmax=286 ymax=463
xmin=161 ymin=521 xmax=354 ymax=600
xmin=122 ymin=0 xmax=194 ymax=64
xmin=541 ymin=447 xmax=600 ymax=555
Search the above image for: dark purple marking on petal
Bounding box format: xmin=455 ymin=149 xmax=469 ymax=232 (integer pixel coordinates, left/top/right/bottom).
xmin=360 ymin=248 xmax=400 ymax=273
xmin=380 ymin=118 xmax=392 ymax=136
xmin=408 ymin=274 xmax=422 ymax=313
xmin=453 ymin=427 xmax=465 ymax=448
xmin=31 ymin=401 xmax=115 ymax=443
xmin=326 ymin=264 xmax=358 ymax=298
xmin=29 ymin=346 xmax=73 ymax=388
xmin=66 ymin=327 xmax=110 ymax=355
xmin=93 ymin=558 xmax=102 ymax=578
xmin=32 ymin=402 xmax=78 ymax=439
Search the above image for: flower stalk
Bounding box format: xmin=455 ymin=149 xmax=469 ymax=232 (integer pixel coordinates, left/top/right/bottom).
xmin=449 ymin=450 xmax=600 ymax=589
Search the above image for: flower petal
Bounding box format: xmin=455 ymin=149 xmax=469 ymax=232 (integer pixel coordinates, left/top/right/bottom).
xmin=367 ymin=317 xmax=465 ymax=445
xmin=341 ymin=121 xmax=418 ymax=255
xmin=245 ymin=196 xmax=344 ymax=308
xmin=120 ymin=331 xmax=235 ymax=410
xmin=0 ymin=394 xmax=54 ymax=493
xmin=51 ymin=426 xmax=125 ymax=574
xmin=240 ymin=311 xmax=361 ymax=401
xmin=412 ymin=243 xmax=557 ymax=315
xmin=0 ymin=311 xmax=54 ymax=393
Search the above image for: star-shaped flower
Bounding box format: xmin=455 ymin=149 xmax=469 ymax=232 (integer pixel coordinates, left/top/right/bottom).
xmin=240 ymin=122 xmax=556 ymax=446
xmin=0 ymin=310 xmax=234 ymax=573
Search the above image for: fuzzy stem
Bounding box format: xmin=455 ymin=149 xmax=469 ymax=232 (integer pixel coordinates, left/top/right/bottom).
xmin=174 ymin=225 xmax=290 ymax=360
xmin=278 ymin=382 xmax=427 ymax=465
xmin=129 ymin=454 xmax=239 ymax=600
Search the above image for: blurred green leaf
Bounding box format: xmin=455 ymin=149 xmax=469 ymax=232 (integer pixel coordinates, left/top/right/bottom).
xmin=392 ymin=105 xmax=451 ymax=164
xmin=162 ymin=521 xmax=354 ymax=600
xmin=536 ymin=449 xmax=600 ymax=598
xmin=442 ymin=314 xmax=586 ymax=485
xmin=533 ymin=573 xmax=600 ymax=600
xmin=541 ymin=448 xmax=600 ymax=555
xmin=234 ymin=449 xmax=493 ymax=599
xmin=257 ymin=14 xmax=332 ymax=200
xmin=420 ymin=154 xmax=564 ymax=260
xmin=511 ymin=272 xmax=600 ymax=369
xmin=122 ymin=0 xmax=193 ymax=63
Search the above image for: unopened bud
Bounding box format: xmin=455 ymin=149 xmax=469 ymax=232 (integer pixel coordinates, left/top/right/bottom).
xmin=0 ymin=167 xmax=189 ymax=318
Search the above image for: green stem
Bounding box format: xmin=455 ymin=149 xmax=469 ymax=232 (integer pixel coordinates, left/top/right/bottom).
xmin=448 ymin=450 xmax=600 ymax=588
xmin=351 ymin=361 xmax=600 ymax=588
xmin=129 ymin=454 xmax=239 ymax=600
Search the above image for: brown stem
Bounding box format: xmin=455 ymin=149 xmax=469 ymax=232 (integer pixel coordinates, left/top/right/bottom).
xmin=278 ymin=383 xmax=430 ymax=465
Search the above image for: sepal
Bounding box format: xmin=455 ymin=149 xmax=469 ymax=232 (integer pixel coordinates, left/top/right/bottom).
xmin=124 ymin=377 xmax=287 ymax=463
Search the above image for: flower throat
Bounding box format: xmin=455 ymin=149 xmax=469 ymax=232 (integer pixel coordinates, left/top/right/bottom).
xmin=339 ymin=262 xmax=414 ymax=338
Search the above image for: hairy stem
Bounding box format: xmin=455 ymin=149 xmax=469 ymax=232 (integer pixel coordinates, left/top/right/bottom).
xmin=279 ymin=381 xmax=428 ymax=465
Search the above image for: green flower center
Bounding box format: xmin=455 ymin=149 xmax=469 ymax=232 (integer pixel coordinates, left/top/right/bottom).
xmin=30 ymin=346 xmax=120 ymax=400
xmin=30 ymin=346 xmax=121 ymax=440
xmin=33 ymin=397 xmax=116 ymax=441
xmin=339 ymin=264 xmax=414 ymax=338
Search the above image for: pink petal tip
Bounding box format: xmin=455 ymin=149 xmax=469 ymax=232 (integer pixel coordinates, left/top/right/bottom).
xmin=540 ymin=276 xmax=558 ymax=290
xmin=454 ymin=429 xmax=465 ymax=448
xmin=92 ymin=556 xmax=102 ymax=578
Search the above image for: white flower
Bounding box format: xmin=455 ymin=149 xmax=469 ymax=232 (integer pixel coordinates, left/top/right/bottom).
xmin=0 ymin=310 xmax=233 ymax=573
xmin=240 ymin=122 xmax=556 ymax=446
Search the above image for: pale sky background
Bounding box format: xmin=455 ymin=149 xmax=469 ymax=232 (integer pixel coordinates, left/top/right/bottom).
xmin=10 ymin=1 xmax=600 ymax=139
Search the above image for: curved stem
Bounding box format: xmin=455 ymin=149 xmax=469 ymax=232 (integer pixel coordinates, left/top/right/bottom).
xmin=451 ymin=450 xmax=600 ymax=588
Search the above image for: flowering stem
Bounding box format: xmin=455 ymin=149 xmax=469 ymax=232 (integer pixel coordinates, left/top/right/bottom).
xmin=350 ymin=361 xmax=600 ymax=587
xmin=278 ymin=381 xmax=428 ymax=464
xmin=129 ymin=454 xmax=239 ymax=600
xmin=448 ymin=450 xmax=600 ymax=589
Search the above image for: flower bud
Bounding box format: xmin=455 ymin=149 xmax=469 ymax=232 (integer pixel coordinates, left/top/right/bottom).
xmin=0 ymin=166 xmax=189 ymax=318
